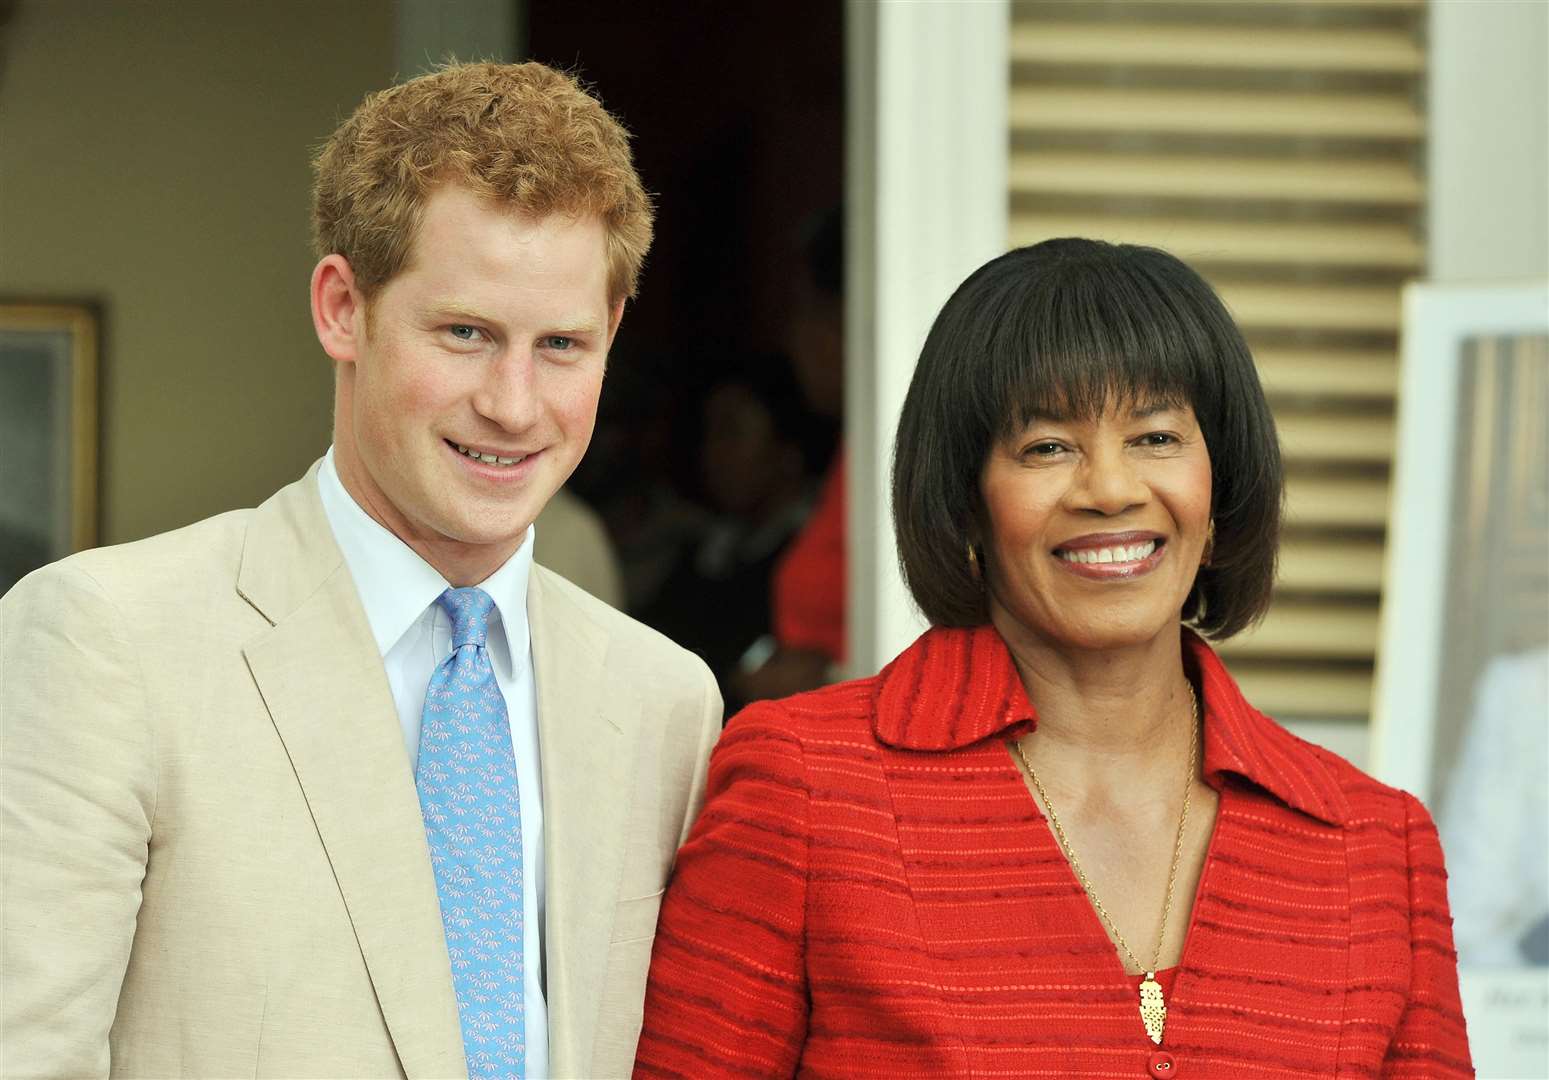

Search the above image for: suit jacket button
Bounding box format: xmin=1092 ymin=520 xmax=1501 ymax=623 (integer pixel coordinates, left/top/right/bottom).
xmin=1148 ymin=1050 xmax=1177 ymax=1077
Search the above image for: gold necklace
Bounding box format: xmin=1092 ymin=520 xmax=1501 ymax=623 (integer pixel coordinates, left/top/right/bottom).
xmin=1013 ymin=680 xmax=1199 ymax=1046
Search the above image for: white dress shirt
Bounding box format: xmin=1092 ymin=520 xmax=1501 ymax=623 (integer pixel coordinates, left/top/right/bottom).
xmin=316 ymin=448 xmax=549 ymax=1077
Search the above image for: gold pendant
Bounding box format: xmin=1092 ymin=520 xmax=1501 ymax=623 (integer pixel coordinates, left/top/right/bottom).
xmin=1138 ymin=971 xmax=1167 ymax=1045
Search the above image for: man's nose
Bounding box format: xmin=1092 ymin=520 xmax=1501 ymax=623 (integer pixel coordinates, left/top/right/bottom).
xmin=473 ymin=348 xmax=541 ymax=432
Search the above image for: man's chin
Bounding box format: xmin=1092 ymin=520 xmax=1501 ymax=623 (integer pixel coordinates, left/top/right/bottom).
xmin=427 ymin=522 xmax=536 ymax=552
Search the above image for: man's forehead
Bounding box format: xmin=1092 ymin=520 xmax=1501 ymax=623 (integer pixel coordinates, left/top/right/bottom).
xmin=396 ymin=192 xmax=607 ymax=273
xmin=421 ymin=296 xmax=607 ymax=331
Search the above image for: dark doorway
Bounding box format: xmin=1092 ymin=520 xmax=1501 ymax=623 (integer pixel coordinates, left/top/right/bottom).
xmin=527 ymin=2 xmax=844 ymax=709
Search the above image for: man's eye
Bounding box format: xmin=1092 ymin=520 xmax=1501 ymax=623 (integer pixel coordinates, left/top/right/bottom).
xmin=542 ymin=335 xmax=574 ymax=350
xmin=449 ymin=325 xmax=481 ymax=341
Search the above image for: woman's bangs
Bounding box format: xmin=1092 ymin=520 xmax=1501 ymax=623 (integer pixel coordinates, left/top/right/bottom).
xmin=992 ymin=278 xmax=1203 ymax=437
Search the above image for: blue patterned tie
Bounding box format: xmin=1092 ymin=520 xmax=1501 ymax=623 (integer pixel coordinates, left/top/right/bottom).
xmin=416 ymin=587 xmax=525 ymax=1079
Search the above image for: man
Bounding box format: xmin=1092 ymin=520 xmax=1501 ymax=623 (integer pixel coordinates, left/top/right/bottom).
xmin=1 ymin=62 xmax=720 ymax=1079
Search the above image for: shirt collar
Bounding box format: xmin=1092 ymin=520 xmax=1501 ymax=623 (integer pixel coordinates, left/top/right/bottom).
xmin=872 ymin=624 xmax=1350 ymax=827
xmin=315 ymin=446 xmax=534 ymax=662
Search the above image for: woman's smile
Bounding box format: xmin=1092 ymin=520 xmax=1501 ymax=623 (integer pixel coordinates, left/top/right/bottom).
xmin=1052 ymin=530 xmax=1168 ymax=579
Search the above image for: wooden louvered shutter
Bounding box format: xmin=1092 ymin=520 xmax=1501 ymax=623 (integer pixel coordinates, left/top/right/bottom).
xmin=1009 ymin=0 xmax=1427 ymax=750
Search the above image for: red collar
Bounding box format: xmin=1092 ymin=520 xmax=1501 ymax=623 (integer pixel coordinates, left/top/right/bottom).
xmin=871 ymin=625 xmax=1351 ymax=827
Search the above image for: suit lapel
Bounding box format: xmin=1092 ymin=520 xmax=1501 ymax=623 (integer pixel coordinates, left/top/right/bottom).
xmin=529 ymin=569 xmax=638 ymax=1078
xmin=238 ymin=468 xmax=466 ymax=1080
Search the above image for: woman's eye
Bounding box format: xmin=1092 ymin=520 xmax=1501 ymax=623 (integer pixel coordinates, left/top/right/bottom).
xmin=1138 ymin=432 xmax=1177 ymax=447
xmin=1026 ymin=441 xmax=1064 ymax=457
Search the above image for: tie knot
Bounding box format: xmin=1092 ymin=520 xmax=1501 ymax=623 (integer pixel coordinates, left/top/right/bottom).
xmin=437 ymin=587 xmax=496 ymax=650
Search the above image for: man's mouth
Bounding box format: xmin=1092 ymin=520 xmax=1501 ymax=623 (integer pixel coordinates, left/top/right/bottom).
xmin=449 ymin=440 xmax=528 ymax=467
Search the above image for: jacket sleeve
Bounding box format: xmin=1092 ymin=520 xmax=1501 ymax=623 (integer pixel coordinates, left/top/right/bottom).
xmin=1 ymin=563 xmax=156 ymax=1078
xmin=634 ymin=701 xmax=810 ymax=1078
xmin=1381 ymin=792 xmax=1474 ymax=1078
xmin=673 ymin=662 xmax=724 ymax=850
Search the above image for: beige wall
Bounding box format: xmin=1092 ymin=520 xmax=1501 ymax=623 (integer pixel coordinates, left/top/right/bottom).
xmin=1429 ymin=0 xmax=1549 ymax=281
xmin=0 ymin=1 xmax=393 ymax=544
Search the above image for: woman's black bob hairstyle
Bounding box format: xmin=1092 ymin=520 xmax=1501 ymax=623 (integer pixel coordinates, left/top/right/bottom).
xmin=891 ymin=237 xmax=1283 ymax=639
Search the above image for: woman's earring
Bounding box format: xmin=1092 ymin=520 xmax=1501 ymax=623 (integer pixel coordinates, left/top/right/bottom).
xmin=967 ymin=541 xmax=982 ymax=582
xmin=1201 ymin=520 xmax=1216 ymax=567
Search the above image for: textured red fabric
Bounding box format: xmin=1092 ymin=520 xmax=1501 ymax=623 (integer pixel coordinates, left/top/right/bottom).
xmin=771 ymin=455 xmax=845 ymax=661
xmin=635 ymin=625 xmax=1472 ymax=1078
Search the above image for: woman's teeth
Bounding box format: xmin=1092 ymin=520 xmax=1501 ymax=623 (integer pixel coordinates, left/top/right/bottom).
xmin=454 ymin=443 xmax=525 ymax=466
xmin=1058 ymin=540 xmax=1157 ymax=565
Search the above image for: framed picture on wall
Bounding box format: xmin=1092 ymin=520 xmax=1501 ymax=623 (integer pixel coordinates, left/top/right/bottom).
xmin=1372 ymin=280 xmax=1548 ymax=1078
xmin=0 ymin=303 xmax=99 ymax=595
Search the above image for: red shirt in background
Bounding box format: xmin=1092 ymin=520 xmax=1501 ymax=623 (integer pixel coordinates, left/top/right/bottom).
xmin=772 ymin=453 xmax=846 ymax=662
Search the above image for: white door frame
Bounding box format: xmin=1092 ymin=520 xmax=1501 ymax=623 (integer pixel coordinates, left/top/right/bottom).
xmin=844 ymin=0 xmax=1010 ymax=673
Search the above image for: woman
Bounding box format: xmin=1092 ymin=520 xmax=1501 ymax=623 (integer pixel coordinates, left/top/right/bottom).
xmin=634 ymin=240 xmax=1472 ymax=1078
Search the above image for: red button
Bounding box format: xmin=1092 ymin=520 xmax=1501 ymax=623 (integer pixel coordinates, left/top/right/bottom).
xmin=1148 ymin=1051 xmax=1177 ymax=1077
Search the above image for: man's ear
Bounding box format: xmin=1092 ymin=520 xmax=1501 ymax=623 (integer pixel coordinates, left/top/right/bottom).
xmin=311 ymin=254 xmax=365 ymax=364
xmin=604 ymin=297 xmax=627 ymax=351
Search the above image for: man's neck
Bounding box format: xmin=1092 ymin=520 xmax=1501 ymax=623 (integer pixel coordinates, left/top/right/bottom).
xmin=333 ymin=453 xmax=522 ymax=587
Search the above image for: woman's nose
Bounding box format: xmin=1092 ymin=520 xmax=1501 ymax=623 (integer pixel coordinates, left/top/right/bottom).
xmin=1072 ymin=448 xmax=1149 ymax=515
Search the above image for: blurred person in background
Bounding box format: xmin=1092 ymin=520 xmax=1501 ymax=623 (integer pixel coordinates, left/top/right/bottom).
xmin=1 ymin=61 xmax=720 ymax=1079
xmin=534 ymin=487 xmax=626 ymax=609
xmin=634 ymin=239 xmax=1471 ymax=1078
xmin=1439 ymin=645 xmax=1549 ymax=967
xmin=578 ymin=362 xmax=713 ymax=614
xmin=738 ymin=206 xmax=847 ymax=701
xmin=642 ymin=352 xmax=830 ymax=714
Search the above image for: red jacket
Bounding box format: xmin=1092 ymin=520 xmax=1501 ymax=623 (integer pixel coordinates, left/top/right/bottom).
xmin=635 ymin=625 xmax=1472 ymax=1078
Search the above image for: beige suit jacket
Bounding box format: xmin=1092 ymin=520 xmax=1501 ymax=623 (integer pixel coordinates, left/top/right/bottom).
xmin=0 ymin=466 xmax=721 ymax=1079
